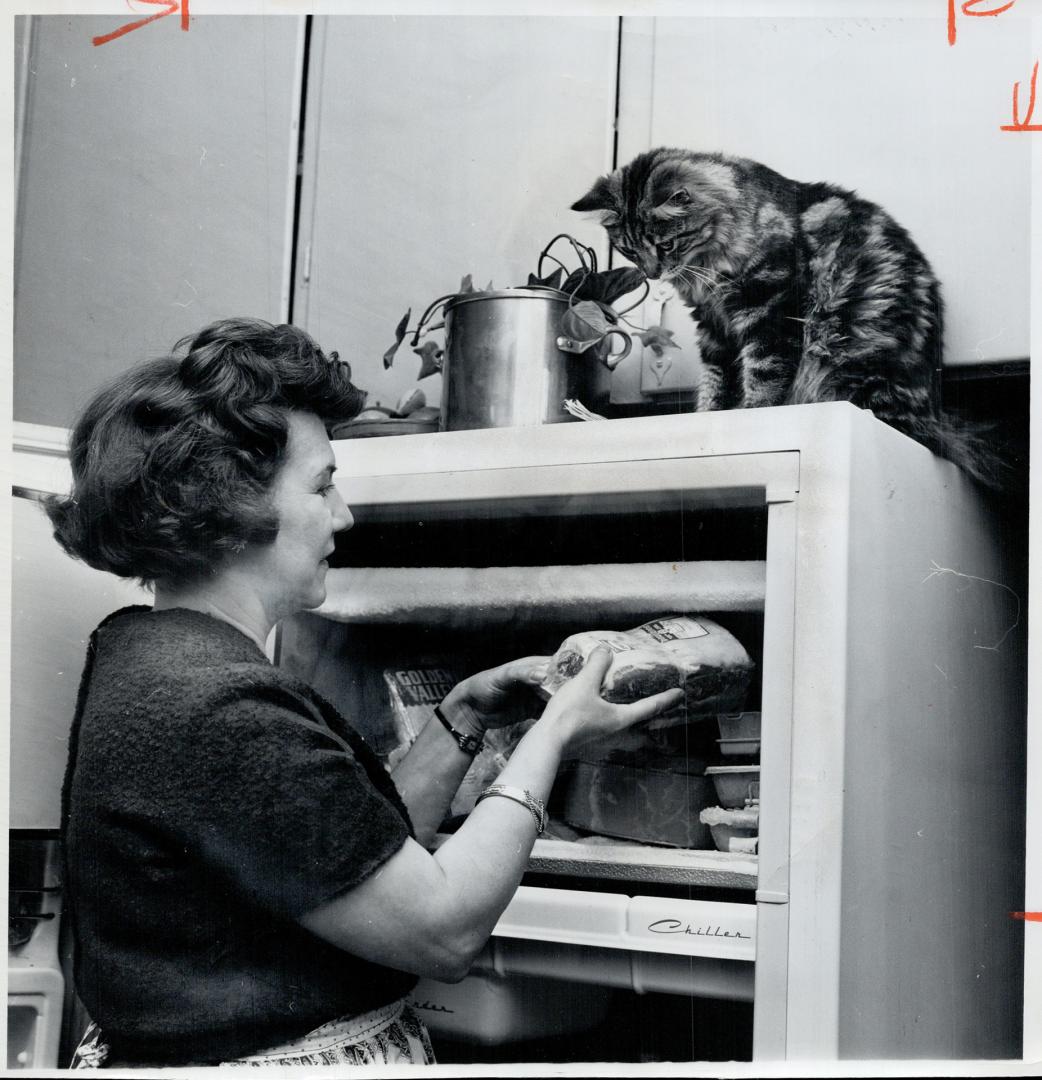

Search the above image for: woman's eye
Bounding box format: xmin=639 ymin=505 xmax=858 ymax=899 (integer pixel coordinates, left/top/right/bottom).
xmin=318 ymin=483 xmax=336 ymax=496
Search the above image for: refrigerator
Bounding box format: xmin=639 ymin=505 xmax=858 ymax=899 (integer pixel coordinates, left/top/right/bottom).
xmin=281 ymin=401 xmax=1026 ymax=1061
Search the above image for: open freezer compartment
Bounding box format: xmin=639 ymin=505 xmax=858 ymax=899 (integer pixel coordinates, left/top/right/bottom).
xmin=278 ymin=491 xmax=771 ymax=892
xmin=407 ymin=888 xmax=755 ymax=1058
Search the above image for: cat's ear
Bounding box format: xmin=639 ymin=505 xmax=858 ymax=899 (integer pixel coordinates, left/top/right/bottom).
xmin=571 ymin=177 xmax=617 ymax=216
xmin=652 ymin=189 xmax=693 ymax=221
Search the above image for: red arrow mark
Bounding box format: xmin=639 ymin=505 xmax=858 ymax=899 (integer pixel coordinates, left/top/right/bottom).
xmin=93 ymin=0 xmax=189 ymax=48
xmin=1010 ymin=912 xmax=1042 ymax=922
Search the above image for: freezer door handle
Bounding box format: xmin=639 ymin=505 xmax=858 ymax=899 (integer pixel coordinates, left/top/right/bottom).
xmin=755 ymin=889 xmax=789 ymax=904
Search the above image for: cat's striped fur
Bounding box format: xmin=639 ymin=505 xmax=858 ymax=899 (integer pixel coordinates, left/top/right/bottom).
xmin=573 ymin=148 xmax=995 ymax=486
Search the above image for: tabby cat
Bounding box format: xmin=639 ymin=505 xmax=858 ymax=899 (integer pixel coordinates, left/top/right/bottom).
xmin=572 ymin=147 xmax=995 ymax=486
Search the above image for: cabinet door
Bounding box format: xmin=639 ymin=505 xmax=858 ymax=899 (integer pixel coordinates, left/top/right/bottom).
xmin=293 ymin=16 xmax=619 ymax=412
xmin=616 ymin=13 xmax=1031 ymax=367
xmin=14 ymin=15 xmax=303 ymax=427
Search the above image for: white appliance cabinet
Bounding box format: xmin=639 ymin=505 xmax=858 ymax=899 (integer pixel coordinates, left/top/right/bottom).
xmin=327 ymin=401 xmax=1024 ymax=1061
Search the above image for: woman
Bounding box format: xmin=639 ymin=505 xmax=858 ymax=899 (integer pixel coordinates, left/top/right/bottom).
xmin=48 ymin=318 xmax=682 ymax=1068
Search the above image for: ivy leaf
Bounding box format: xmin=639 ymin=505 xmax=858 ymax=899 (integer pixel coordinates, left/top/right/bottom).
xmin=459 ymin=274 xmax=476 ymax=295
xmin=485 ymin=280 xmax=494 ymax=292
xmin=559 ymin=300 xmax=616 ymax=349
xmin=527 ymin=267 xmax=564 ymax=290
xmin=413 ymin=340 xmax=445 ymax=379
xmin=571 ymin=267 xmax=646 ymax=306
xmin=382 ymin=309 xmax=411 ymax=369
xmin=637 ymin=324 xmax=680 ymax=357
xmin=560 ymin=268 xmax=588 ymax=297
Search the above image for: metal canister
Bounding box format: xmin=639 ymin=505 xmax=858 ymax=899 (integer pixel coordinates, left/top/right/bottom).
xmin=440 ymin=287 xmax=612 ymax=431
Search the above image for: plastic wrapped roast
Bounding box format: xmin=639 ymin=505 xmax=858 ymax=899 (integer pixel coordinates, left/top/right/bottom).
xmin=540 ymin=615 xmax=753 ymax=728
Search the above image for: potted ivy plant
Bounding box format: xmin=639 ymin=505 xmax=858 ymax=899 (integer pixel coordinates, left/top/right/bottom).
xmin=373 ymin=235 xmax=681 ymax=431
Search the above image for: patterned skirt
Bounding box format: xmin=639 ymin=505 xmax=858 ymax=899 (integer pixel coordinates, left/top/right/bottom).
xmin=71 ymin=999 xmax=436 ymax=1068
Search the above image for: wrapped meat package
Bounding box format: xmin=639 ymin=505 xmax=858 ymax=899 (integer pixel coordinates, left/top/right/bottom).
xmin=540 ymin=615 xmax=753 ymax=729
xmin=562 ymin=760 xmax=716 ymax=848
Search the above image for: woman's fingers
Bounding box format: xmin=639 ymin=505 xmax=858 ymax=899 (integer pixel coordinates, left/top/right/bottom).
xmin=507 ymin=655 xmax=551 ymax=686
xmin=461 ymin=655 xmax=550 ymax=699
xmin=575 ymin=645 xmax=613 ymax=687
xmin=618 ymin=687 xmax=685 ymax=724
xmin=480 ymin=657 xmax=550 ymax=700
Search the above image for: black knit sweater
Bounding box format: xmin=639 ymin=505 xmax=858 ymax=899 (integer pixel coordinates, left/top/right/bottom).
xmin=61 ymin=606 xmax=417 ymax=1066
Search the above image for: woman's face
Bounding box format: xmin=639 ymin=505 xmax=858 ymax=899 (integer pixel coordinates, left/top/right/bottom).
xmin=246 ymin=410 xmax=353 ymax=620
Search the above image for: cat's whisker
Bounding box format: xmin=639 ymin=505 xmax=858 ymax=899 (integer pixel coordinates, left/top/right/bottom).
xmin=676 ymin=265 xmax=722 ymax=294
xmin=686 ymin=264 xmax=717 ymax=284
xmin=690 ymin=263 xmax=734 ymax=288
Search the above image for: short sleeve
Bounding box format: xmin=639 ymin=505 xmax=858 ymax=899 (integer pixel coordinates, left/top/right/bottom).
xmin=175 ymin=672 xmax=411 ymax=921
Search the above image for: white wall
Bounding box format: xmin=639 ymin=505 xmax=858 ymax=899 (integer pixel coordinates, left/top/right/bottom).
xmin=14 ymin=15 xmax=302 ymax=428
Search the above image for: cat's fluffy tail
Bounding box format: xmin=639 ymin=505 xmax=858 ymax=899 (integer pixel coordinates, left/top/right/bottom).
xmin=882 ymin=410 xmax=1012 ymax=491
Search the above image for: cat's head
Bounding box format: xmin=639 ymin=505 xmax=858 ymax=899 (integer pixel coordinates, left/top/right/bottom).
xmin=571 ymin=148 xmax=740 ymax=280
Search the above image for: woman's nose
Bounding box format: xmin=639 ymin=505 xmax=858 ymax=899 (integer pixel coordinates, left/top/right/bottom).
xmin=330 ymin=488 xmax=353 ymax=533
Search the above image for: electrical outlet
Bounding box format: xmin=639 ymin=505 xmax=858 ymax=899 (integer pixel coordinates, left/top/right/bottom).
xmin=640 ymin=347 xmax=701 ymax=395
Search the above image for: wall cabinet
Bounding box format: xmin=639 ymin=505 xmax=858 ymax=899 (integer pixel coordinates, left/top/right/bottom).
xmin=14 ymin=12 xmax=1029 ymax=428
xmin=291 ymin=15 xmax=619 ymax=411
xmin=13 ymin=15 xmax=303 ymax=427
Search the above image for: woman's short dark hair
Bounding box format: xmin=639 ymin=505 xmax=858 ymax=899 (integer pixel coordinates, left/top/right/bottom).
xmin=46 ymin=318 xmax=366 ymax=587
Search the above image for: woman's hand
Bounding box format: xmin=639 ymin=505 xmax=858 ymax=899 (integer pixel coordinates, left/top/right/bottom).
xmin=304 ymin=649 xmax=683 ymax=978
xmin=439 ymin=655 xmax=550 ymax=733
xmin=392 ymin=654 xmax=551 ymax=844
xmin=537 ymin=646 xmax=684 ymax=756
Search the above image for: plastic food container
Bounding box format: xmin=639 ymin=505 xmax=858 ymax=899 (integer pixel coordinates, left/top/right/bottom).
xmin=705 ymin=765 xmax=761 ymax=809
xmin=716 ymin=737 xmax=761 ymax=759
xmin=699 ymin=805 xmax=759 ymax=853
xmin=717 ymin=711 xmax=761 ymax=741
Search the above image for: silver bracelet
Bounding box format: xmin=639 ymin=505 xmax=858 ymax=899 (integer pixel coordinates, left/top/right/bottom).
xmin=475 ymin=784 xmax=547 ymax=836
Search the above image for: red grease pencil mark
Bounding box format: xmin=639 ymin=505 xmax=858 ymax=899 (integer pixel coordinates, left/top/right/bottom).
xmin=1000 ymin=60 xmax=1042 ymax=131
xmin=1010 ymin=912 xmax=1042 ymax=922
xmin=948 ymin=0 xmax=1019 ymax=45
xmin=92 ymin=0 xmax=189 ymax=48
xmin=946 ymin=1 xmax=1038 ymax=133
